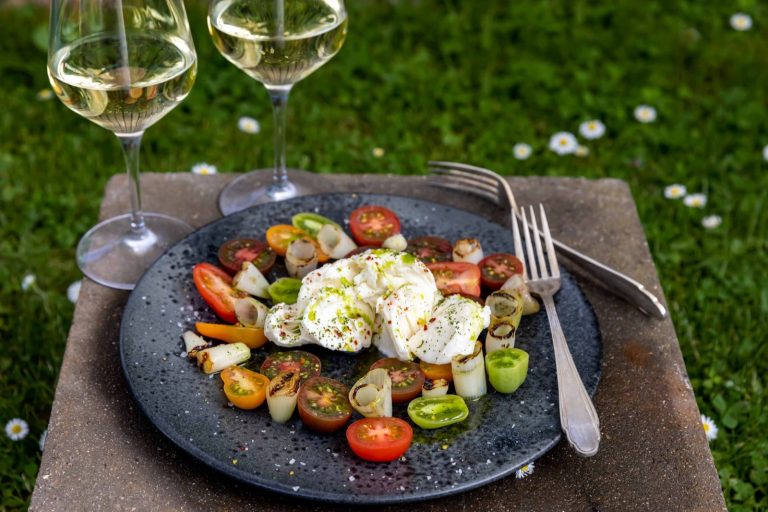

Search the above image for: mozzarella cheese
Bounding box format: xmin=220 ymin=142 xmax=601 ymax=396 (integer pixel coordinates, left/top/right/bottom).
xmin=373 ymin=284 xmax=437 ymax=360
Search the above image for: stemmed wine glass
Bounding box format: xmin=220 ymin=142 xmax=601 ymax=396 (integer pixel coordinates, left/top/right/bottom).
xmin=208 ymin=0 xmax=347 ymax=214
xmin=47 ymin=0 xmax=198 ymax=289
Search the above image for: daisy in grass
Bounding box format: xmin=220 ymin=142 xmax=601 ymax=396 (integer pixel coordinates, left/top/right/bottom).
xmin=191 ymin=163 xmax=218 ymax=176
xmin=40 ymin=429 xmax=48 ymax=451
xmin=237 ymin=116 xmax=260 ymax=134
xmin=701 ymin=414 xmax=718 ymax=442
xmin=575 ymin=145 xmax=590 ymax=157
xmin=683 ymin=193 xmax=707 ymax=208
xmin=513 ymin=143 xmax=532 ymax=160
xmin=67 ymin=280 xmax=82 ymax=303
xmin=36 ymin=89 xmax=54 ymax=101
xmin=664 ymin=184 xmax=687 ymax=199
xmin=579 ymin=120 xmax=605 ymax=140
xmin=762 ymin=145 xmax=768 ymax=162
xmin=21 ymin=273 xmax=36 ymax=291
xmin=516 ymin=462 xmax=535 ymax=479
xmin=634 ymin=105 xmax=657 ymax=123
xmin=702 ymin=215 xmax=722 ymax=229
xmin=5 ymin=419 xmax=29 ymax=441
xmin=730 ymin=13 xmax=753 ymax=32
xmin=548 ymin=132 xmax=578 ymax=155
xmin=372 ymin=147 xmax=385 ymax=158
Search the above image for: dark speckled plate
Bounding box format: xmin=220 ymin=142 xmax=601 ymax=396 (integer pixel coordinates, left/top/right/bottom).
xmin=120 ymin=193 xmax=601 ymax=504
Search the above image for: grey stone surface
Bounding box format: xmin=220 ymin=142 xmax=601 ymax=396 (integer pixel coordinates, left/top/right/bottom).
xmin=30 ymin=171 xmax=726 ymax=511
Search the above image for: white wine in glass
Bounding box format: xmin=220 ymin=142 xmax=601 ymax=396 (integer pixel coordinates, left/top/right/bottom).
xmin=208 ymin=0 xmax=347 ymax=214
xmin=47 ymin=0 xmax=197 ymax=290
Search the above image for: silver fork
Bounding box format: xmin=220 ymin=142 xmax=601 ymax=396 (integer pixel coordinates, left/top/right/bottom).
xmin=516 ymin=204 xmax=601 ymax=457
xmin=427 ymin=160 xmax=667 ymax=319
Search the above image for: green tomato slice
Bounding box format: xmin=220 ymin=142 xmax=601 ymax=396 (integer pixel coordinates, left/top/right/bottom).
xmin=267 ymin=277 xmax=302 ymax=305
xmin=485 ymin=348 xmax=529 ymax=393
xmin=291 ymin=213 xmax=340 ymax=237
xmin=407 ymin=395 xmax=469 ymax=429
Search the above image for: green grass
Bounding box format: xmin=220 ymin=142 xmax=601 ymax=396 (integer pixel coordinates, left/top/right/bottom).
xmin=1 ymin=0 xmax=767 ymax=509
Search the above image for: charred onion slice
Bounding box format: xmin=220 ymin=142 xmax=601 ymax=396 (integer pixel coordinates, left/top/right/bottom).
xmin=451 ymin=341 xmax=487 ymax=399
xmin=452 ymin=238 xmax=484 ymax=264
xmin=349 ymin=368 xmax=393 ymax=418
xmin=285 ymin=238 xmax=318 ymax=278
xmin=266 ymin=371 xmax=300 ymax=423
xmin=316 ymin=224 xmax=358 ymax=260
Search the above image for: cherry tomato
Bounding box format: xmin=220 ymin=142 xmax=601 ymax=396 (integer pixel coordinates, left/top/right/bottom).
xmin=406 ymin=236 xmax=452 ymax=263
xmin=407 ymin=395 xmax=469 ymax=429
xmin=297 ymin=376 xmax=352 ymax=433
xmin=485 ymin=348 xmax=529 ymax=394
xmin=425 ymin=262 xmax=481 ymax=298
xmin=419 ymin=361 xmax=453 ymax=382
xmin=370 ymin=358 xmax=425 ymax=403
xmin=478 ymin=253 xmax=524 ymax=291
xmin=260 ymin=350 xmax=322 ymax=382
xmin=349 ymin=206 xmax=401 ymax=246
xmin=220 ymin=367 xmax=269 ymax=410
xmin=218 ymin=238 xmax=276 ymax=275
xmin=346 ymin=418 xmax=413 ymax=462
xmin=265 ymin=225 xmax=330 ymax=262
xmin=193 ymin=263 xmax=247 ymax=324
xmin=195 ymin=322 xmax=267 ymax=349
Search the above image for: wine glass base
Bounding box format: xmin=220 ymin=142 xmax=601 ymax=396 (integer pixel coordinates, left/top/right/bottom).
xmin=218 ymin=168 xmax=334 ymax=216
xmin=76 ymin=213 xmax=193 ymax=290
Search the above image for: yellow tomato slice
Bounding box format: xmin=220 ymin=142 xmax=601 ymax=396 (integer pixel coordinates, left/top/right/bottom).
xmin=220 ymin=367 xmax=269 ymax=409
xmin=265 ymin=224 xmax=330 ymax=262
xmin=196 ymin=322 xmax=267 ymax=349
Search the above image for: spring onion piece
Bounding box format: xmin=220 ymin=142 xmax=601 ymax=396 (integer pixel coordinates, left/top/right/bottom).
xmin=501 ymin=274 xmax=540 ymax=315
xmin=266 ymin=371 xmax=300 ymax=423
xmin=452 ymin=238 xmax=484 ymax=264
xmin=182 ymin=330 xmax=208 ymax=358
xmin=382 ymin=233 xmax=407 ymax=251
xmin=195 ymin=342 xmax=250 ymax=374
xmin=285 ymin=238 xmax=318 ymax=278
xmin=451 ymin=341 xmax=487 ymax=399
xmin=233 ymin=261 xmax=271 ymax=299
xmin=485 ymin=289 xmax=524 ymax=353
xmin=234 ymin=297 xmax=269 ymax=328
xmin=486 ymin=348 xmax=529 ymax=393
xmin=316 ymin=224 xmax=357 ymax=259
xmin=348 ymin=368 xmax=392 ymax=418
xmin=422 ymin=378 xmax=449 ymax=397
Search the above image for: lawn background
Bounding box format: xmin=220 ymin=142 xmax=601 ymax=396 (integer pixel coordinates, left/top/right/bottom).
xmin=1 ymin=0 xmax=767 ymax=510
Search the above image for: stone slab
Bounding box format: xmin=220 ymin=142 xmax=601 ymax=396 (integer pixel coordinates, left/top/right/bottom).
xmin=30 ymin=171 xmax=726 ymax=511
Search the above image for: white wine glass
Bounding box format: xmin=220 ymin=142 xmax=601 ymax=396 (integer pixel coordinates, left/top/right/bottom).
xmin=208 ymin=0 xmax=347 ymax=215
xmin=48 ymin=0 xmax=198 ymax=289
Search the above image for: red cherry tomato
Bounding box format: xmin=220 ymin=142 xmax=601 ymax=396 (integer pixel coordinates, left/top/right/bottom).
xmin=478 ymin=253 xmax=524 ymax=291
xmin=260 ymin=350 xmax=322 ymax=382
xmin=370 ymin=358 xmax=425 ymax=403
xmin=218 ymin=238 xmax=276 ymax=274
xmin=297 ymin=377 xmax=352 ymax=433
xmin=346 ymin=417 xmax=413 ymax=462
xmin=425 ymin=262 xmax=481 ymax=298
xmin=349 ymin=206 xmax=401 ymax=246
xmin=406 ymin=236 xmax=452 ymax=263
xmin=192 ymin=263 xmax=246 ymax=324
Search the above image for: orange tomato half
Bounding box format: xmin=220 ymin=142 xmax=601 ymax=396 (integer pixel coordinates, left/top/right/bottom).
xmin=265 ymin=225 xmax=330 ymax=262
xmin=419 ymin=361 xmax=454 ymax=382
xmin=196 ymin=322 xmax=267 ymax=349
xmin=220 ymin=367 xmax=269 ymax=410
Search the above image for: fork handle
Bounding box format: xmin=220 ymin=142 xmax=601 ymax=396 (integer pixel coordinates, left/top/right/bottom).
xmin=542 ymin=295 xmax=601 ymax=456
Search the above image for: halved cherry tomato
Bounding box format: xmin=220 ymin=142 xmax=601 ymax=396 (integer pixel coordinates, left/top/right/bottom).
xmin=346 ymin=417 xmax=413 ymax=462
xmin=478 ymin=253 xmax=524 ymax=291
xmin=297 ymin=376 xmax=352 ymax=433
xmin=260 ymin=350 xmax=321 ymax=382
xmin=195 ymin=322 xmax=267 ymax=349
xmin=349 ymin=206 xmax=401 ymax=246
xmin=193 ymin=263 xmax=247 ymax=324
xmin=425 ymin=262 xmax=481 ymax=298
xmin=406 ymin=236 xmax=452 ymax=263
xmin=220 ymin=366 xmax=269 ymax=410
xmin=218 ymin=238 xmax=276 ymax=274
xmin=265 ymin=225 xmax=330 ymax=262
xmin=419 ymin=361 xmax=453 ymax=382
xmin=370 ymin=358 xmax=425 ymax=403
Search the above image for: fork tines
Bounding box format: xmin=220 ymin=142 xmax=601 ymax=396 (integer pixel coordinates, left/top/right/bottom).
xmin=517 ymin=204 xmax=560 ymax=281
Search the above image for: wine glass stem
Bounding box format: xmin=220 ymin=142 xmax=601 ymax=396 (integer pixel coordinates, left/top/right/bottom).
xmin=118 ymin=132 xmax=147 ymax=234
xmin=268 ymin=86 xmax=293 ymax=190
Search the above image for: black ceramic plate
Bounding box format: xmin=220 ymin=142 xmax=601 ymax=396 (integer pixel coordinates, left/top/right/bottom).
xmin=120 ymin=193 xmax=601 ymax=504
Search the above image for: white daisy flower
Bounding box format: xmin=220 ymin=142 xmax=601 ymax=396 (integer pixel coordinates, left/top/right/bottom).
xmin=21 ymin=273 xmax=36 ymax=291
xmin=701 ymin=414 xmax=718 ymax=441
xmin=191 ymin=163 xmax=218 ymax=176
xmin=515 ymin=462 xmax=535 ymax=479
xmin=372 ymin=147 xmax=385 ymax=158
xmin=39 ymin=429 xmax=48 ymax=451
xmin=575 ymin=145 xmax=590 ymax=157
xmin=762 ymin=145 xmax=768 ymax=162
xmin=513 ymin=143 xmax=532 ymax=160
xmin=730 ymin=13 xmax=753 ymax=32
xmin=664 ymin=184 xmax=687 ymax=199
xmin=5 ymin=419 xmax=29 ymax=441
xmin=579 ymin=120 xmax=606 ymax=140
xmin=548 ymin=132 xmax=578 ymax=155
xmin=67 ymin=280 xmax=82 ymax=303
xmin=702 ymin=215 xmax=722 ymax=229
xmin=36 ymin=88 xmax=54 ymax=101
xmin=237 ymin=116 xmax=260 ymax=134
xmin=683 ymin=193 xmax=707 ymax=208
xmin=634 ymin=105 xmax=657 ymax=123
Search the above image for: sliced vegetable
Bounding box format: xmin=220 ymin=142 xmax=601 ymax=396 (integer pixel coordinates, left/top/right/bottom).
xmin=182 ymin=330 xmax=208 ymax=358
xmin=407 ymin=395 xmax=469 ymax=429
xmin=479 ymin=253 xmax=524 ymax=291
xmin=406 ymin=236 xmax=452 ymax=263
xmin=260 ymin=350 xmax=322 ymax=382
xmin=220 ymin=366 xmax=269 ymax=409
xmin=292 ymin=212 xmax=339 ymax=236
xmin=452 ymin=238 xmax=484 ymax=264
xmin=232 ymin=261 xmax=271 ymax=299
xmin=195 ymin=322 xmax=267 ymax=349
xmin=285 ymin=238 xmax=318 ymax=278
xmin=451 ymin=341 xmax=487 ymax=399
xmin=346 ymin=418 xmax=413 ymax=462
xmin=370 ymin=358 xmax=425 ymax=403
xmin=266 ymin=371 xmax=300 ymax=423
xmin=234 ymin=297 xmax=269 ymax=328
xmin=485 ymin=289 xmax=524 ymax=353
xmin=486 ymin=348 xmax=529 ymax=394
xmin=419 ymin=361 xmax=453 ymax=382
xmin=218 ymin=238 xmax=275 ymax=275
xmin=349 ymin=205 xmax=401 ymax=246
xmin=501 ymin=274 xmax=540 ymax=315
xmin=267 ymin=277 xmax=302 ymax=305
xmin=193 ymin=262 xmax=246 ymax=324
xmin=349 ymin=368 xmax=392 ymax=418
xmin=196 ymin=342 xmax=251 ymax=374
xmin=422 ymin=378 xmax=449 ymax=397
xmin=316 ymin=224 xmax=358 ymax=259
xmin=265 ymin=225 xmax=330 ymax=262
xmin=381 ymin=233 xmax=407 ymax=251
xmin=297 ymin=376 xmax=352 ymax=433
xmin=425 ymin=261 xmax=481 ymax=297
